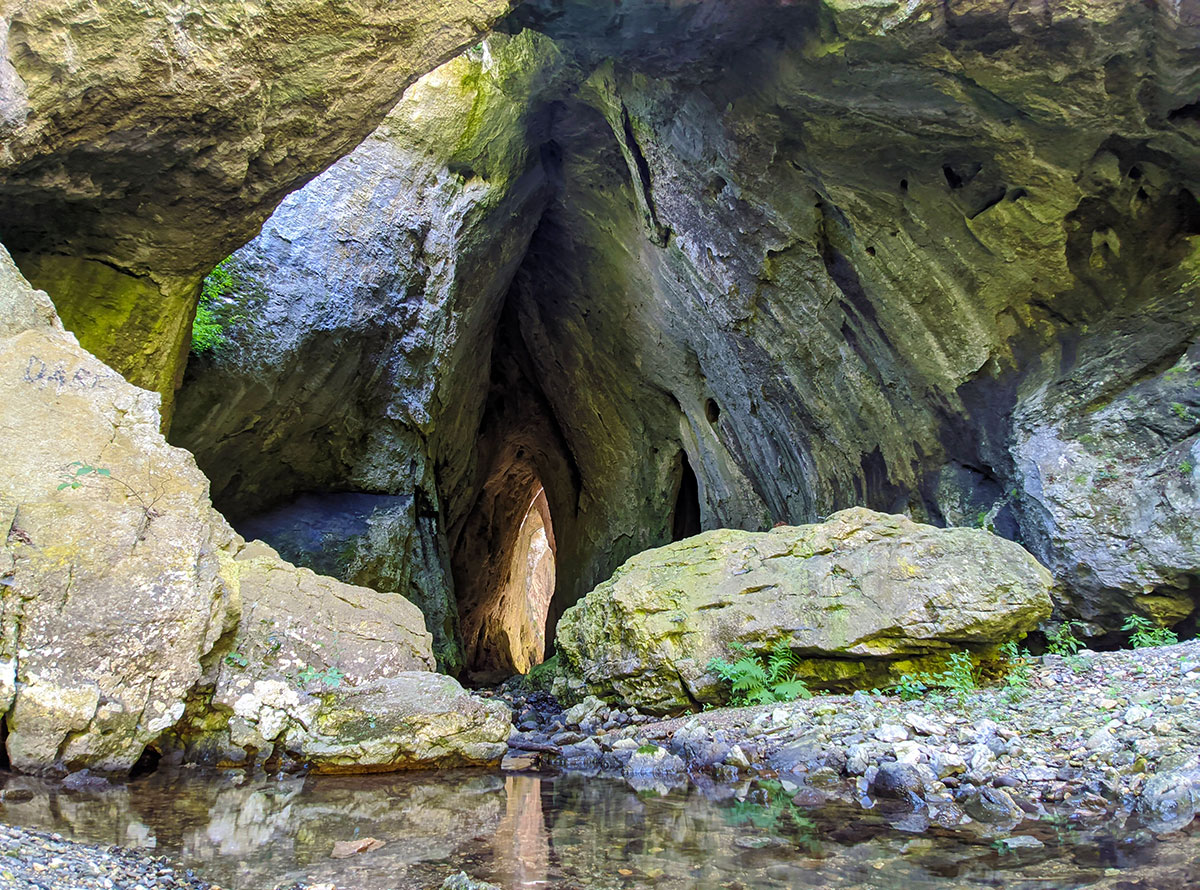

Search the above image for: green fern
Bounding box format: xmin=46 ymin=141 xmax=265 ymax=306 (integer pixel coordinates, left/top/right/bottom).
xmin=708 ymin=639 xmax=811 ymax=707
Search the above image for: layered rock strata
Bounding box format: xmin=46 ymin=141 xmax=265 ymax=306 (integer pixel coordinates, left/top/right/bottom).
xmin=172 ymin=0 xmax=1200 ymax=669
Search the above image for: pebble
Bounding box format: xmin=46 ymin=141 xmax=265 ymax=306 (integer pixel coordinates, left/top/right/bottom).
xmin=0 ymin=824 xmax=217 ymax=890
xmin=499 ymin=640 xmax=1200 ymax=841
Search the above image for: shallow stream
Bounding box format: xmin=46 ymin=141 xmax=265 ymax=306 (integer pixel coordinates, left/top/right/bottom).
xmin=2 ymin=768 xmax=1198 ymax=889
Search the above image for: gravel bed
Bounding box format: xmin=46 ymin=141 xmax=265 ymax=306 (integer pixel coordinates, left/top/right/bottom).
xmin=505 ymin=640 xmax=1200 ymax=833
xmin=0 ymin=823 xmax=215 ymax=890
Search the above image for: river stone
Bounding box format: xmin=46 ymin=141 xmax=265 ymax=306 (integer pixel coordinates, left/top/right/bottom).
xmin=961 ymin=787 xmax=1025 ymax=826
xmin=870 ymin=762 xmax=928 ymax=804
xmin=289 ymin=673 xmax=511 ymax=772
xmin=556 ymin=508 xmax=1053 ymax=712
xmin=1134 ymin=757 xmax=1200 ymax=832
xmin=0 ymin=244 xmax=237 ymax=774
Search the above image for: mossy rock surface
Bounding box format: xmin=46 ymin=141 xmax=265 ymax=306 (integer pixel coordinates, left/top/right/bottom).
xmin=556 ymin=508 xmax=1053 ymax=713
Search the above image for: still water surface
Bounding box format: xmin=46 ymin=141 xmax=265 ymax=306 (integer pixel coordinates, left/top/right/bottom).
xmin=2 ymin=768 xmax=1198 ymax=889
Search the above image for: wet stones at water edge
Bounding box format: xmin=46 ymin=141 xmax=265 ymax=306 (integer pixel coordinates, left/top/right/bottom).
xmin=0 ymin=823 xmax=215 ymax=890
xmin=502 ymin=641 xmax=1200 ymax=839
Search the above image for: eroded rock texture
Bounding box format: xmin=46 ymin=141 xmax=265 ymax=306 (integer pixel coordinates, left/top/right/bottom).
xmin=0 ymin=243 xmax=237 ymax=774
xmin=555 ymin=508 xmax=1054 ymax=713
xmin=173 ymin=0 xmax=1200 ymax=673
xmin=0 ymin=245 xmax=510 ymax=775
xmin=0 ymin=0 xmax=514 ymax=411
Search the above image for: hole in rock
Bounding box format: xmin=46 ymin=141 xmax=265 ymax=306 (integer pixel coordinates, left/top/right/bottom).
xmin=458 ymin=479 xmax=559 ymax=686
xmin=1168 ymin=101 xmax=1200 ymax=124
xmin=671 ymin=453 xmax=702 ymax=542
xmin=129 ymin=744 xmax=161 ymax=778
xmin=705 ymin=398 xmax=721 ymax=424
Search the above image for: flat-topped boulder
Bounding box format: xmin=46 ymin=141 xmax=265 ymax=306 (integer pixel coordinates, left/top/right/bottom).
xmin=556 ymin=508 xmax=1054 ymax=713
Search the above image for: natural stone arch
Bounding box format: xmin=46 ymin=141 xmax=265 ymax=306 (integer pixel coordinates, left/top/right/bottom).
xmin=0 ymin=0 xmax=512 ymax=415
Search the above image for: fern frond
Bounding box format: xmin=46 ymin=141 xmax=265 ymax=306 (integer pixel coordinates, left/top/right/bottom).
xmin=767 ymin=639 xmax=798 ymax=682
xmin=729 ymin=658 xmax=768 ymax=691
xmin=771 ymin=678 xmax=811 ymax=702
xmin=707 ymin=657 xmax=737 ymax=681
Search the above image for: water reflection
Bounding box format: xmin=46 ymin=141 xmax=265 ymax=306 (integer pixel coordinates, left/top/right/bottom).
xmin=0 ymin=768 xmax=1197 ymax=890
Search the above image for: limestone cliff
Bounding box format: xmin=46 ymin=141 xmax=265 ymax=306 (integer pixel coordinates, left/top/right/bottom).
xmin=174 ymin=0 xmax=1200 ymax=671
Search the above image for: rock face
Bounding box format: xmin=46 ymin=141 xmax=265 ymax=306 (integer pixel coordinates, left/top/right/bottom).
xmin=0 ymin=0 xmax=514 ymax=410
xmin=1012 ymin=341 xmax=1200 ymax=628
xmin=171 ymin=31 xmax=574 ymax=675
xmin=0 ymin=243 xmax=508 ymax=774
xmin=171 ymin=0 xmax=1200 ymax=671
xmin=0 ymin=244 xmax=236 ymax=774
xmin=555 ymin=509 xmax=1054 ymax=713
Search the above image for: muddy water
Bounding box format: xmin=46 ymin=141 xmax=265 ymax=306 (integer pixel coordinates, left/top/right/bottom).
xmin=1 ymin=768 xmax=1197 ymax=889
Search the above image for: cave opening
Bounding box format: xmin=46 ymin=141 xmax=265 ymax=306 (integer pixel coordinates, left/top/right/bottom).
xmin=454 ymin=466 xmax=561 ymax=686
xmin=671 ymin=453 xmax=702 ymax=542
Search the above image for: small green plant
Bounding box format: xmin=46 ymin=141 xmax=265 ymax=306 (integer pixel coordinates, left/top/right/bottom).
xmin=1046 ymin=620 xmax=1083 ymax=656
xmin=635 ymin=744 xmax=660 ymax=756
xmin=893 ymin=673 xmax=928 ymax=701
xmin=1001 ymin=641 xmax=1032 ymax=703
xmin=55 ymin=460 xmax=164 ymax=532
xmin=57 ymin=461 xmax=111 ymax=490
xmin=520 ymin=654 xmax=560 ymax=692
xmin=1171 ymin=402 xmax=1190 ymax=420
xmin=1122 ymin=614 xmax=1178 ymax=649
xmin=192 ymin=257 xmax=239 ymax=354
xmin=1181 ymin=459 xmax=1194 ymax=476
xmin=708 ymin=640 xmax=811 ymax=707
xmin=936 ymin=650 xmax=978 ymax=707
xmin=296 ymin=665 xmax=344 ymax=689
xmin=223 ymin=651 xmax=249 ymax=670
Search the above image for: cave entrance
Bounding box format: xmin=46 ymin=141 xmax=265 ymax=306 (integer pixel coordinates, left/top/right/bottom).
xmin=505 ymin=487 xmax=557 ymax=673
xmin=454 ymin=457 xmax=565 ymax=684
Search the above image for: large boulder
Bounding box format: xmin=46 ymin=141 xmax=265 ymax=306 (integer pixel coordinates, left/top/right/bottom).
xmin=1012 ymin=339 xmax=1200 ymax=628
xmin=292 ymin=673 xmax=512 ymax=773
xmin=166 ymin=539 xmax=513 ymax=770
xmin=556 ymin=508 xmax=1054 ymax=713
xmin=236 ymin=493 xmax=462 ymax=672
xmin=1 ymin=243 xmax=505 ymax=775
xmin=0 ymin=244 xmax=237 ymax=774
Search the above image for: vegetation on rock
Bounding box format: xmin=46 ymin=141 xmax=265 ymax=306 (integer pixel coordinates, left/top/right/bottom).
xmin=1123 ymin=614 xmax=1179 ymax=649
xmin=191 ymin=258 xmax=237 ymax=354
xmin=708 ymin=641 xmax=811 ymax=707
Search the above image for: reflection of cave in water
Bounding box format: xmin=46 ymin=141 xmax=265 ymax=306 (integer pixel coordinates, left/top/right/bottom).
xmin=0 ymin=768 xmax=1190 ymax=889
xmin=493 ymin=775 xmax=550 ymax=887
